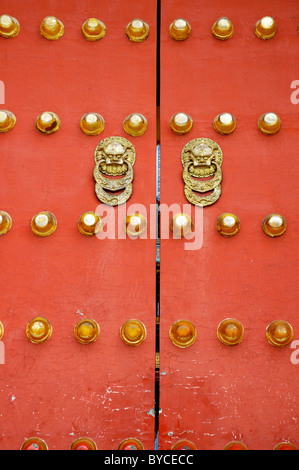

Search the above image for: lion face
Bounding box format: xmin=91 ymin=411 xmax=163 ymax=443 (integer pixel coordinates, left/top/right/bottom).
xmin=181 ymin=138 xmax=223 ymax=178
xmin=94 ymin=136 xmax=136 ymax=177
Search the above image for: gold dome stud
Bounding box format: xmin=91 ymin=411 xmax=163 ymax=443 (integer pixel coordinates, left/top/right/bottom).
xmin=258 ymin=112 xmax=281 ymax=135
xmin=171 ymin=440 xmax=197 ymax=450
xmin=0 ymin=211 xmax=12 ymax=236
xmin=124 ymin=213 xmax=147 ymax=237
xmin=0 ymin=110 xmax=16 ymax=133
xmin=170 ymin=213 xmax=194 ymax=238
xmin=74 ymin=319 xmax=100 ymax=344
xmin=31 ymin=211 xmax=57 ymax=237
xmin=255 ymin=16 xmax=277 ymax=40
xmin=213 ymin=113 xmax=236 ymax=135
xmin=0 ymin=14 xmax=20 ymax=38
xmin=266 ymin=320 xmax=294 ymax=347
xmin=118 ymin=438 xmax=144 ymax=450
xmin=224 ymin=441 xmax=248 ymax=450
xmin=26 ymin=317 xmax=52 ymax=344
xmin=123 ymin=113 xmax=147 ymax=136
xmin=262 ymin=213 xmax=287 ymax=237
xmin=169 ymin=112 xmax=193 ymax=135
xmin=70 ymin=438 xmax=98 ymax=450
xmin=120 ymin=319 xmax=147 ymax=347
xmin=40 ymin=16 xmax=64 ymax=40
xmin=36 ymin=112 xmax=61 ymax=135
xmin=217 ymin=319 xmax=244 ymax=346
xmin=169 ymin=18 xmax=192 ymax=41
xmin=80 ymin=113 xmax=105 ymax=136
xmin=0 ymin=321 xmax=4 ymax=341
xmin=21 ymin=437 xmax=48 ymax=450
xmin=274 ymin=442 xmax=297 ymax=451
xmin=212 ymin=17 xmax=234 ymax=40
xmin=78 ymin=211 xmax=103 ymax=236
xmin=81 ymin=18 xmax=106 ymax=41
xmin=126 ymin=19 xmax=149 ymax=42
xmin=216 ymin=213 xmax=240 ymax=237
xmin=169 ymin=320 xmax=197 ymax=348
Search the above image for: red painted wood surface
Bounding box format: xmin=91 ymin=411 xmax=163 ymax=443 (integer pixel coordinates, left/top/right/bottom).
xmin=159 ymin=0 xmax=299 ymax=450
xmin=0 ymin=0 xmax=157 ymax=450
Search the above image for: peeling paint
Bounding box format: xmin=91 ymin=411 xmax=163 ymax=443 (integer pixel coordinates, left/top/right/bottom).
xmin=147 ymin=408 xmax=155 ymax=418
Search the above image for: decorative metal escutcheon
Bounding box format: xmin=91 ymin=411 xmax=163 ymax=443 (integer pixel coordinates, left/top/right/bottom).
xmin=94 ymin=136 xmax=136 ymax=206
xmin=181 ymin=137 xmax=223 ymax=207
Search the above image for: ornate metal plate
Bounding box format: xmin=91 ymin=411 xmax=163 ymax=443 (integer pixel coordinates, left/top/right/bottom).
xmin=94 ymin=136 xmax=136 ymax=206
xmin=181 ymin=137 xmax=223 ymax=207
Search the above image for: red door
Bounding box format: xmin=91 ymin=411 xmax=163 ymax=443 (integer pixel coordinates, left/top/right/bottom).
xmin=159 ymin=0 xmax=299 ymax=451
xmin=0 ymin=0 xmax=157 ymax=450
xmin=1 ymin=0 xmax=299 ymax=452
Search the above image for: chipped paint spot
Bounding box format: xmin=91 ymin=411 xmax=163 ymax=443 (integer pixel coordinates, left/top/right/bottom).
xmin=147 ymin=408 xmax=155 ymax=417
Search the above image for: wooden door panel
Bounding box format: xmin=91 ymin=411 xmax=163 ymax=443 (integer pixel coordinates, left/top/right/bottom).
xmin=0 ymin=0 xmax=157 ymax=450
xmin=159 ymin=0 xmax=299 ymax=450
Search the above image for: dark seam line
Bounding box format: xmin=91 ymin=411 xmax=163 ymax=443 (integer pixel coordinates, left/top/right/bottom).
xmin=155 ymin=0 xmax=161 ymax=449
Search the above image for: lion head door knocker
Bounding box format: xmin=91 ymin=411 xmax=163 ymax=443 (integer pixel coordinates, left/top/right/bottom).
xmin=181 ymin=137 xmax=223 ymax=207
xmin=94 ymin=136 xmax=136 ymax=206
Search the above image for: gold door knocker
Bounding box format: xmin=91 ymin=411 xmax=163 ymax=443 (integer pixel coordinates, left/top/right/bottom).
xmin=181 ymin=137 xmax=223 ymax=207
xmin=94 ymin=136 xmax=136 ymax=206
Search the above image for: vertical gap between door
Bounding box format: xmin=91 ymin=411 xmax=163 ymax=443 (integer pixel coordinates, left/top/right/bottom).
xmin=155 ymin=0 xmax=161 ymax=450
